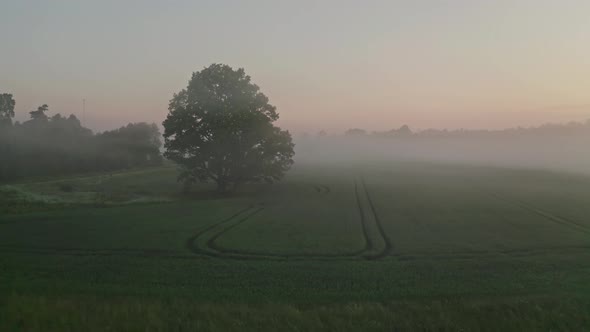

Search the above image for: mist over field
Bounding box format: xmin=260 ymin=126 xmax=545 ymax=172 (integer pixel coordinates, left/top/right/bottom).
xmin=3 ymin=1 xmax=590 ymax=331
xmin=295 ymin=124 xmax=590 ymax=175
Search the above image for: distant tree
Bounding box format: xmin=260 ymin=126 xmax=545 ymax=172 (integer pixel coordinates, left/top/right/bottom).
xmin=317 ymin=130 xmax=327 ymax=137
xmin=163 ymin=64 xmax=294 ymax=193
xmin=67 ymin=114 xmax=81 ymax=127
xmin=97 ymin=122 xmax=163 ymax=167
xmin=397 ymin=125 xmax=412 ymax=136
xmin=345 ymin=128 xmax=367 ymax=136
xmin=0 ymin=93 xmax=16 ymax=126
xmin=374 ymin=125 xmax=413 ymax=138
xmin=0 ymin=99 xmax=163 ymax=181
xmin=29 ymin=104 xmax=49 ymax=121
xmin=51 ymin=113 xmax=64 ymax=122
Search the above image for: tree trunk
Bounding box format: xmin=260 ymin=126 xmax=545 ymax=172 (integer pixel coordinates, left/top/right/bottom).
xmin=182 ymin=181 xmax=192 ymax=194
xmin=216 ymin=180 xmax=228 ymax=194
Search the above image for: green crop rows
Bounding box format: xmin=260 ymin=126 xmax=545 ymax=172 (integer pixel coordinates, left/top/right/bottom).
xmin=2 ymin=162 xmax=590 ymax=330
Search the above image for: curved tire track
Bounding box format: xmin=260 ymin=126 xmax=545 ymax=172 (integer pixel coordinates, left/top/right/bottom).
xmin=206 ymin=180 xmax=373 ymax=260
xmin=188 ymin=179 xmax=374 ymax=260
xmin=186 ymin=206 xmax=259 ymax=256
xmin=206 ymin=207 xmax=265 ymax=253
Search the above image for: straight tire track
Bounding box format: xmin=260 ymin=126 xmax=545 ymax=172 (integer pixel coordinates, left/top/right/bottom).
xmin=360 ymin=178 xmax=393 ymax=259
xmin=355 ymin=180 xmax=373 ymax=252
xmin=486 ymin=192 xmax=590 ymax=234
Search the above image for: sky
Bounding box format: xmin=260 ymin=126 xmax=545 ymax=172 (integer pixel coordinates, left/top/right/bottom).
xmin=1 ymin=0 xmax=590 ymax=134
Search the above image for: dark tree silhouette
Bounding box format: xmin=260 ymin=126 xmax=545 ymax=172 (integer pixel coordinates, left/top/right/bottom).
xmin=163 ymin=64 xmax=294 ymax=193
xmin=397 ymin=124 xmax=412 ymax=136
xmin=0 ymin=98 xmax=163 ymax=181
xmin=29 ymin=104 xmax=49 ymax=121
xmin=97 ymin=122 xmax=163 ymax=168
xmin=0 ymin=93 xmax=15 ymax=126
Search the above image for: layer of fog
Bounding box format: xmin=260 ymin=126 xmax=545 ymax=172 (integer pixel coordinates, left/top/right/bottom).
xmin=294 ymin=132 xmax=590 ymax=176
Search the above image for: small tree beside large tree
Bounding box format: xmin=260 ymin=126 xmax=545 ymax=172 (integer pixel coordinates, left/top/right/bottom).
xmin=0 ymin=93 xmax=16 ymax=127
xmin=163 ymin=64 xmax=294 ymax=193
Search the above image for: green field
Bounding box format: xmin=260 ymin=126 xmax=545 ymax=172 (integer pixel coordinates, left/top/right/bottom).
xmin=1 ymin=162 xmax=590 ymax=331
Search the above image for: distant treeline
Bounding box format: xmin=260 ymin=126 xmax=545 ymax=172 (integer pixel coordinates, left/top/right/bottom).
xmin=343 ymin=120 xmax=590 ymax=139
xmin=0 ymin=94 xmax=162 ymax=181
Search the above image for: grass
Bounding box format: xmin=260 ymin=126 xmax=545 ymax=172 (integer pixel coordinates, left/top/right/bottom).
xmin=2 ymin=295 xmax=590 ymax=332
xmin=1 ymin=161 xmax=590 ymax=330
xmin=213 ymin=176 xmax=366 ymax=256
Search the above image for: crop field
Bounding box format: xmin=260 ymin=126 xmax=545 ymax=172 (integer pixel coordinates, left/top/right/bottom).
xmin=1 ymin=162 xmax=590 ymax=331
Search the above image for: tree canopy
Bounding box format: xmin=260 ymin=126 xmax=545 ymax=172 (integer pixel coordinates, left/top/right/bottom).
xmin=163 ymin=64 xmax=294 ymax=193
xmin=0 ymin=93 xmax=15 ymax=126
xmin=29 ymin=104 xmax=49 ymax=121
xmin=0 ymin=97 xmax=163 ymax=181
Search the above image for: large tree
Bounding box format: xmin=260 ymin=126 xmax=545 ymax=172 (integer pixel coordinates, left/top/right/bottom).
xmin=0 ymin=93 xmax=16 ymax=126
xmin=163 ymin=64 xmax=294 ymax=193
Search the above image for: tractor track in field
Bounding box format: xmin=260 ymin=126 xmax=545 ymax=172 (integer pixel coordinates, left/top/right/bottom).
xmin=360 ymin=178 xmax=393 ymax=259
xmin=185 ymin=179 xmax=379 ymax=261
xmin=205 ymin=207 xmax=266 ymax=254
xmin=2 ymin=175 xmax=387 ymax=261
xmin=185 ymin=206 xmax=261 ymax=256
xmin=485 ymin=192 xmax=590 ymax=234
xmin=0 ymin=181 xmax=375 ymax=262
xmin=203 ymin=180 xmax=374 ymax=260
xmin=355 ymin=181 xmax=373 ymax=253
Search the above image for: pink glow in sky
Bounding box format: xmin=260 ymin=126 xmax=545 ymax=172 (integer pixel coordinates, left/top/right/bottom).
xmin=2 ymin=1 xmax=590 ymax=133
